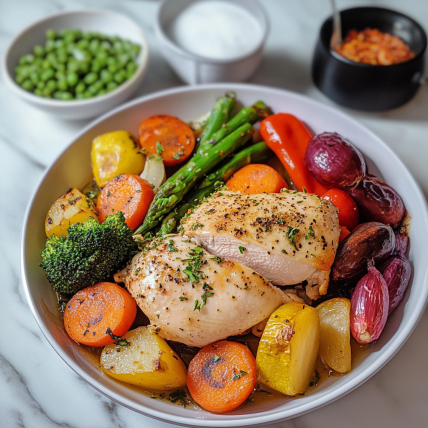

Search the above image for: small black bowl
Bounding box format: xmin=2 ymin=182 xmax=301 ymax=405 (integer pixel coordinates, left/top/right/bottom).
xmin=312 ymin=7 xmax=427 ymax=111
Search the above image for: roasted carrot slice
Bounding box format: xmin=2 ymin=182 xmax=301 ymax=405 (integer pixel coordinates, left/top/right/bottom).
xmin=187 ymin=340 xmax=257 ymax=413
xmin=139 ymin=115 xmax=196 ymax=167
xmin=63 ymin=282 xmax=137 ymax=347
xmin=96 ymin=174 xmax=154 ymax=230
xmin=225 ymin=164 xmax=287 ymax=194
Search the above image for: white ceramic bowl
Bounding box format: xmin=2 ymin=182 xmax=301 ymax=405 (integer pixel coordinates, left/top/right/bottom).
xmin=2 ymin=10 xmax=149 ymax=120
xmin=22 ymin=84 xmax=428 ymax=426
xmin=155 ymin=0 xmax=268 ymax=84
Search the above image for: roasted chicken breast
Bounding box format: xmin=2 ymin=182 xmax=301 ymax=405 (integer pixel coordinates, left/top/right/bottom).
xmin=181 ymin=191 xmax=340 ymax=299
xmin=116 ymin=235 xmax=302 ymax=347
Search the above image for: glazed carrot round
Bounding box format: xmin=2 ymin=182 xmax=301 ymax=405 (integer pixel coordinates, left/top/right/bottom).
xmin=139 ymin=115 xmax=196 ymax=167
xmin=225 ymin=164 xmax=287 ymax=194
xmin=187 ymin=340 xmax=257 ymax=413
xmin=63 ymin=282 xmax=137 ymax=347
xmin=97 ymin=174 xmax=154 ymax=230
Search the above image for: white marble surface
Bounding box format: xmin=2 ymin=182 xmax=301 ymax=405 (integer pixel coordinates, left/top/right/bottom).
xmin=1 ymin=0 xmax=428 ymax=427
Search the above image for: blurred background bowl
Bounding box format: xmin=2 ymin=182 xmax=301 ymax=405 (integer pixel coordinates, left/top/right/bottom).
xmin=2 ymin=10 xmax=149 ymax=120
xmin=312 ymin=7 xmax=427 ymax=112
xmin=155 ymin=0 xmax=269 ymax=84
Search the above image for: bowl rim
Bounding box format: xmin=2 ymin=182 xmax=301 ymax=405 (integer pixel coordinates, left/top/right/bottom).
xmin=319 ymin=6 xmax=427 ymax=68
xmin=21 ymin=83 xmax=428 ymax=426
xmin=155 ymin=0 xmax=269 ymax=64
xmin=1 ymin=9 xmax=149 ymax=107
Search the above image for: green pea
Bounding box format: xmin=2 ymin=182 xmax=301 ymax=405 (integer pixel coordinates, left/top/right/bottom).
xmin=106 ymin=81 xmax=118 ymax=92
xmin=73 ymin=29 xmax=83 ymax=39
xmin=106 ymin=57 xmax=116 ymax=66
xmin=118 ymin=53 xmax=130 ymax=66
xmin=46 ymin=29 xmax=56 ymax=40
xmin=46 ymin=53 xmax=57 ymax=63
xmin=83 ymin=90 xmax=93 ymax=98
xmin=46 ymin=80 xmax=57 ymax=91
xmin=66 ymin=43 xmax=76 ymax=54
xmin=75 ymin=82 xmax=86 ymax=93
xmin=37 ymin=81 xmax=45 ymax=89
xmin=84 ymin=72 xmax=97 ymax=84
xmin=87 ymin=84 xmax=97 ymax=95
xmin=59 ymin=91 xmax=73 ymax=100
xmin=42 ymin=87 xmax=52 ymax=97
xmin=100 ymin=69 xmax=113 ymax=83
xmin=41 ymin=69 xmax=54 ymax=81
xmin=42 ymin=59 xmax=52 ymax=69
xmin=33 ymin=45 xmax=45 ymax=57
xmin=75 ymin=93 xmax=85 ymax=100
xmin=114 ymin=70 xmax=125 ymax=84
xmin=89 ymin=39 xmax=100 ymax=53
xmin=57 ymin=52 xmax=68 ymax=63
xmin=57 ymin=79 xmax=68 ymax=91
xmin=53 ymin=91 xmax=63 ymax=99
xmin=56 ymin=63 xmax=66 ymax=72
xmin=55 ymin=39 xmax=64 ymax=49
xmin=93 ymin=81 xmax=104 ymax=92
xmin=19 ymin=56 xmax=27 ymax=66
xmin=83 ymin=31 xmax=93 ymax=41
xmin=96 ymin=51 xmax=108 ymax=61
xmin=67 ymin=61 xmax=79 ymax=73
xmin=45 ymin=40 xmax=55 ymax=52
xmin=14 ymin=65 xmax=22 ymax=74
xmin=77 ymin=39 xmax=89 ymax=50
xmin=78 ymin=61 xmax=90 ymax=74
xmin=101 ymin=41 xmax=111 ymax=51
xmin=34 ymin=88 xmax=43 ymax=96
xmin=91 ymin=60 xmax=102 ymax=73
xmin=21 ymin=79 xmax=34 ymax=91
xmin=110 ymin=35 xmax=120 ymax=43
xmin=97 ymin=89 xmax=107 ymax=96
xmin=55 ymin=70 xmax=66 ymax=80
xmin=18 ymin=65 xmax=30 ymax=77
xmin=123 ymin=40 xmax=132 ymax=52
xmin=64 ymin=33 xmax=76 ymax=44
xmin=30 ymin=71 xmax=40 ymax=85
xmin=132 ymin=44 xmax=141 ymax=56
xmin=127 ymin=62 xmax=138 ymax=74
xmin=66 ymin=72 xmax=78 ymax=86
xmin=107 ymin=63 xmax=118 ymax=74
xmin=15 ymin=74 xmax=25 ymax=84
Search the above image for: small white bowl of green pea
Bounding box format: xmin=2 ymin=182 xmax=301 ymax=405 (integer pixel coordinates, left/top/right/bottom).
xmin=2 ymin=10 xmax=149 ymax=120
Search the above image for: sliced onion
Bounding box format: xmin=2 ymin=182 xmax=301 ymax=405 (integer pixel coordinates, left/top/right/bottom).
xmin=140 ymin=156 xmax=166 ymax=193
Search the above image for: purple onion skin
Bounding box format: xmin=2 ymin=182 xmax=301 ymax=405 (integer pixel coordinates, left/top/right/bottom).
xmin=305 ymin=132 xmax=366 ymax=188
xmin=351 ymin=265 xmax=389 ymax=344
xmin=331 ymin=222 xmax=395 ymax=281
xmin=394 ymin=232 xmax=409 ymax=257
xmin=347 ymin=174 xmax=406 ymax=228
xmin=380 ymin=256 xmax=412 ymax=315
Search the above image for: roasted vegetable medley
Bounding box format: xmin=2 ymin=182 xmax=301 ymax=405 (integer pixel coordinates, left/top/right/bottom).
xmin=40 ymin=93 xmax=411 ymax=412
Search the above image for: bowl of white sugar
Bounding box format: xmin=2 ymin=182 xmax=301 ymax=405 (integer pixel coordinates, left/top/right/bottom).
xmin=155 ymin=0 xmax=269 ymax=84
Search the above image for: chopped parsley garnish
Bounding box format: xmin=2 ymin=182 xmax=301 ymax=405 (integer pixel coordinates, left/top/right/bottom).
xmin=167 ymin=239 xmax=178 ymax=252
xmin=232 ymin=370 xmax=248 ymax=380
xmin=148 ymin=154 xmax=163 ymax=161
xmin=210 ymin=256 xmax=224 ymax=264
xmin=172 ymin=153 xmax=180 ymax=160
xmin=281 ymin=249 xmax=288 ymax=254
xmin=191 ymin=222 xmax=204 ymax=230
xmin=156 ymin=141 xmax=164 ymax=154
xmin=194 ymin=283 xmax=215 ymax=311
xmin=302 ymin=186 xmax=307 ymax=193
xmin=286 ymin=226 xmax=299 ymax=249
xmin=281 ymin=188 xmax=290 ymax=193
xmin=311 ymin=254 xmax=316 ymax=257
xmin=140 ymin=147 xmax=149 ymax=155
xmin=106 ymin=328 xmax=130 ymax=348
xmin=305 ymin=226 xmax=315 ymax=240
xmin=183 ymin=246 xmax=205 ymax=284
xmin=107 ymin=191 xmax=111 ymax=196
xmin=238 ymin=246 xmax=246 ymax=254
xmin=214 ymin=355 xmax=221 ymax=362
xmin=169 ymin=389 xmax=187 ymax=407
xmin=179 ymin=296 xmax=188 ymax=301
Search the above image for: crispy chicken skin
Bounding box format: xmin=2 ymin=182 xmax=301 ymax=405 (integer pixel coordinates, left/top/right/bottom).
xmin=181 ymin=191 xmax=340 ymax=299
xmin=116 ymin=235 xmax=302 ymax=347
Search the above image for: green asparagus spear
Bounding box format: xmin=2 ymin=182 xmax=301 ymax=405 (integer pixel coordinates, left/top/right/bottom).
xmin=196 ymin=101 xmax=272 ymax=156
xmin=134 ymin=123 xmax=255 ymax=235
xmin=198 ymin=94 xmax=236 ymax=147
xmin=159 ymin=141 xmax=273 ymax=235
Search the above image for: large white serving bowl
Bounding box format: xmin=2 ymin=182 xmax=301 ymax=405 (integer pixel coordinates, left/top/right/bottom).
xmin=21 ymin=84 xmax=428 ymax=426
xmin=2 ymin=10 xmax=149 ymax=120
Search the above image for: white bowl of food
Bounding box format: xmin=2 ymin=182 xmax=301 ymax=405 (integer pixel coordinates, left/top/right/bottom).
xmin=22 ymin=83 xmax=428 ymax=426
xmin=155 ymin=0 xmax=269 ymax=84
xmin=2 ymin=10 xmax=149 ymax=120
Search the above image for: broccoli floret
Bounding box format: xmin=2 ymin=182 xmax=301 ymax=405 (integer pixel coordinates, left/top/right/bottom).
xmin=40 ymin=212 xmax=138 ymax=295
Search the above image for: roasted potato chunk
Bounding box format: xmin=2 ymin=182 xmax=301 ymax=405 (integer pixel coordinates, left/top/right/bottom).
xmin=100 ymin=326 xmax=187 ymax=391
xmin=256 ymin=302 xmax=320 ymax=396
xmin=45 ymin=188 xmax=98 ymax=238
xmin=91 ymin=130 xmax=145 ymax=188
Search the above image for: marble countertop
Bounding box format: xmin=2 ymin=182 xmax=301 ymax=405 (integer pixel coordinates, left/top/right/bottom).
xmin=1 ymin=0 xmax=428 ymax=427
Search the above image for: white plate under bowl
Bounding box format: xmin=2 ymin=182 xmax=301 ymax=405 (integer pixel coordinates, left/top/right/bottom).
xmin=21 ymin=83 xmax=428 ymax=426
